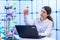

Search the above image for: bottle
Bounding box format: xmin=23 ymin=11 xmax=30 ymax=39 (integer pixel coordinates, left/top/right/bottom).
xmin=24 ymin=6 xmax=29 ymax=15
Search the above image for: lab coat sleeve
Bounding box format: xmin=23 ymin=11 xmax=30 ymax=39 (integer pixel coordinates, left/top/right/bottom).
xmin=24 ymin=15 xmax=34 ymax=25
xmin=39 ymin=22 xmax=53 ymax=36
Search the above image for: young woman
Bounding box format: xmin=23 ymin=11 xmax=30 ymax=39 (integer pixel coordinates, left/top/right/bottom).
xmin=24 ymin=6 xmax=53 ymax=37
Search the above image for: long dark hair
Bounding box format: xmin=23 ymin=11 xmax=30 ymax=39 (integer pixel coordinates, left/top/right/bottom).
xmin=42 ymin=6 xmax=54 ymax=26
xmin=42 ymin=6 xmax=53 ymax=22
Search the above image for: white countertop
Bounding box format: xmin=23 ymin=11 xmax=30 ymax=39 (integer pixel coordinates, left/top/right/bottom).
xmin=14 ymin=35 xmax=56 ymax=40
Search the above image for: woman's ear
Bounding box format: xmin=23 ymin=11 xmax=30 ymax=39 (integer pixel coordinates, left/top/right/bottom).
xmin=47 ymin=14 xmax=50 ymax=16
xmin=46 ymin=14 xmax=49 ymax=18
xmin=47 ymin=15 xmax=48 ymax=17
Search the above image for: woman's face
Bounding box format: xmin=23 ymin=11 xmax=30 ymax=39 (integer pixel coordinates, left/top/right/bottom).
xmin=41 ymin=9 xmax=48 ymax=19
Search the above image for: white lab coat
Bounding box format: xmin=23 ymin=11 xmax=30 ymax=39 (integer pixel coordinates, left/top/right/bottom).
xmin=24 ymin=15 xmax=53 ymax=37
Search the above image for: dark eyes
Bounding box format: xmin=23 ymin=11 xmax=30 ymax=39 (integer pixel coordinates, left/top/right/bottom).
xmin=43 ymin=11 xmax=45 ymax=13
xmin=41 ymin=10 xmax=45 ymax=13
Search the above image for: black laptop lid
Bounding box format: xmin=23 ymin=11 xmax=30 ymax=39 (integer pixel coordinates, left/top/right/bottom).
xmin=15 ymin=25 xmax=39 ymax=38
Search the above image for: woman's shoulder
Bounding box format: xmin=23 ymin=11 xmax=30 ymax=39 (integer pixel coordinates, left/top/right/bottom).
xmin=47 ymin=19 xmax=53 ymax=24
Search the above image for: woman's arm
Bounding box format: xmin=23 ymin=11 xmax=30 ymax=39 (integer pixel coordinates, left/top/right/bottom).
xmin=39 ymin=22 xmax=53 ymax=36
xmin=24 ymin=15 xmax=34 ymax=25
xmin=24 ymin=8 xmax=34 ymax=25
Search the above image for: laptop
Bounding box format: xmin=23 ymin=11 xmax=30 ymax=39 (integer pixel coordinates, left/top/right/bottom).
xmin=15 ymin=25 xmax=45 ymax=39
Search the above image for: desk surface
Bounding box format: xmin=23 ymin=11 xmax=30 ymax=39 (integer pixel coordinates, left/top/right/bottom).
xmin=1 ymin=30 xmax=56 ymax=40
xmin=1 ymin=34 xmax=56 ymax=40
xmin=14 ymin=35 xmax=56 ymax=40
